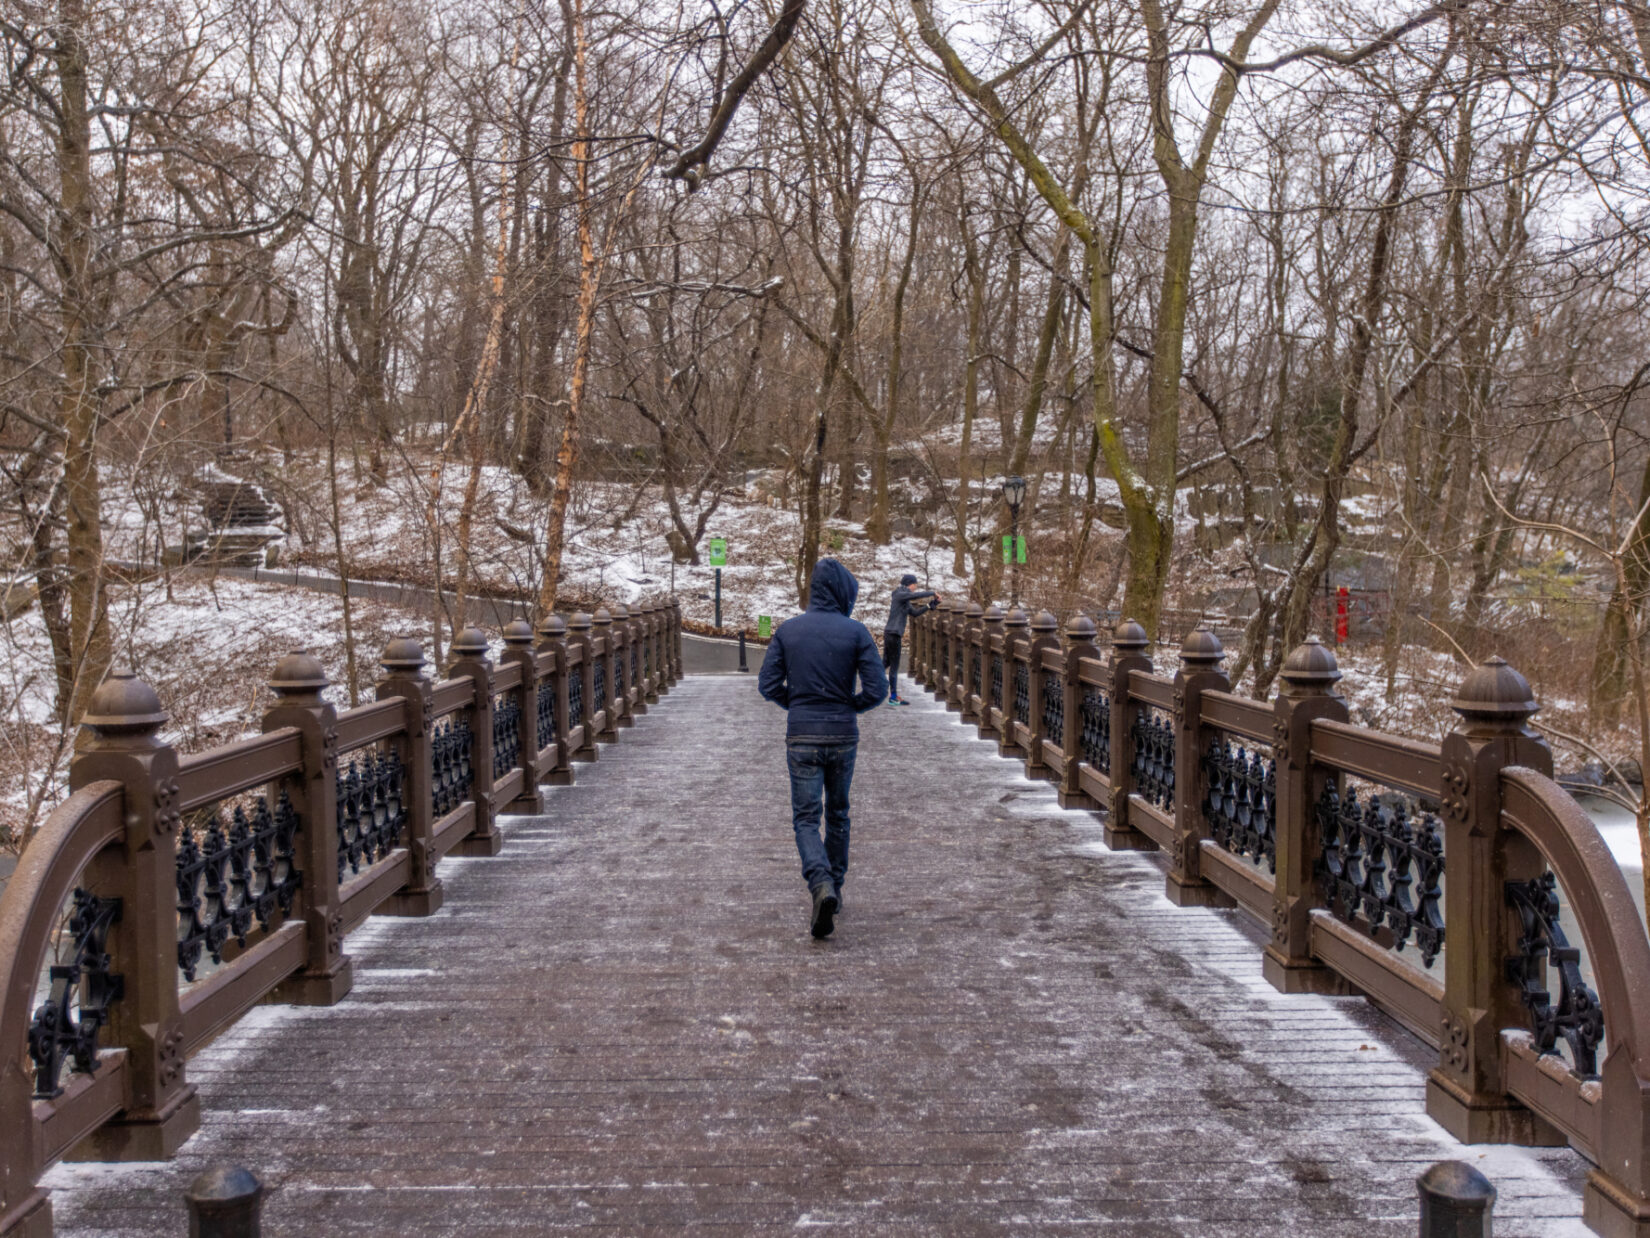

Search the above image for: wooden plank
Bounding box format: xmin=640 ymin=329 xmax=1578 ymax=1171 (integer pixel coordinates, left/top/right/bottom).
xmin=1077 ymin=764 xmax=1112 ymax=809
xmin=432 ymin=804 xmax=475 ymax=858
xmin=1075 ymin=656 xmax=1107 ymax=688
xmin=1039 ymin=647 xmax=1064 ymax=672
xmin=493 ymin=767 xmax=524 ymax=804
xmin=431 ymin=678 xmax=473 ymax=716
xmin=1309 ymin=719 xmax=1439 ymax=799
xmin=338 ymin=850 xmax=414 ymax=931
xmin=177 ymin=730 xmax=302 ymax=811
xmin=336 ymin=700 xmax=404 ymax=753
xmin=179 ymin=921 xmax=308 ymax=1056
xmin=1128 ymin=673 xmax=1173 ymax=709
xmin=1128 ymin=795 xmax=1175 ymax=849
xmin=1198 ymin=840 xmax=1273 ymax=923
xmin=1309 ymin=910 xmax=1442 ymax=1047
xmin=1502 ymin=1030 xmax=1601 ymax=1163
xmin=1200 ymin=692 xmax=1273 ymax=746
xmin=493 ymin=662 xmax=523 ymax=691
xmin=33 ymin=1051 xmax=128 ymax=1169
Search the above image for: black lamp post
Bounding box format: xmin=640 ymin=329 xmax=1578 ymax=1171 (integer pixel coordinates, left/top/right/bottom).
xmin=1002 ymin=474 xmax=1026 ymax=607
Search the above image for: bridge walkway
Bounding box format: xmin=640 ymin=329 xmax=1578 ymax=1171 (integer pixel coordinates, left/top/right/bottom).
xmin=44 ymin=677 xmax=1589 ymax=1235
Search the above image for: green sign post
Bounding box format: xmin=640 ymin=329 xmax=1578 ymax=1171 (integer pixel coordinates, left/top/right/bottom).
xmin=757 ymin=615 xmax=771 ymax=639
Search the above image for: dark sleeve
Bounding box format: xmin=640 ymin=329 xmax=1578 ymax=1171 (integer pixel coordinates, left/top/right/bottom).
xmin=852 ymin=628 xmax=889 ymax=712
xmin=911 ymin=589 xmax=936 ymax=602
xmin=757 ymin=631 xmax=789 ymax=707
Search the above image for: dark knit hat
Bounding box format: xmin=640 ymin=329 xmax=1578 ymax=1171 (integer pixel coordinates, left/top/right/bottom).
xmin=900 ymin=573 xmax=918 ymax=585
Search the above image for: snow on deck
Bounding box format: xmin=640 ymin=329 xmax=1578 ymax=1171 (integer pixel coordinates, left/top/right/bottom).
xmin=43 ymin=678 xmax=1588 ymax=1235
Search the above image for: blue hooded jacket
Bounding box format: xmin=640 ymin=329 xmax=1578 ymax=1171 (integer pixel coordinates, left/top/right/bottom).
xmin=758 ymin=559 xmax=888 ymax=741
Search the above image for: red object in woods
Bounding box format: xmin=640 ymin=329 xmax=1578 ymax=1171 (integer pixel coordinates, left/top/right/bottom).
xmin=1336 ymin=586 xmax=1350 ymax=644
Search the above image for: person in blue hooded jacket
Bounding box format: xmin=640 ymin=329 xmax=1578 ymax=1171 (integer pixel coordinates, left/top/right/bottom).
xmin=757 ymin=558 xmax=888 ymax=939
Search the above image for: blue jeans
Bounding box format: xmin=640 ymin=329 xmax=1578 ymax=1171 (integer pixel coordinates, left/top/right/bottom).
xmin=786 ymin=741 xmax=857 ymax=894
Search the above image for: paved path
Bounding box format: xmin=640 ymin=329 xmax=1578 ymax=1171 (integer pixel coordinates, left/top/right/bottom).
xmin=46 ymin=677 xmax=1590 ymax=1235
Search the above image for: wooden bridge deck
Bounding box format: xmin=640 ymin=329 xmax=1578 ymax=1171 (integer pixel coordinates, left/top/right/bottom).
xmin=45 ymin=677 xmax=1591 ymax=1235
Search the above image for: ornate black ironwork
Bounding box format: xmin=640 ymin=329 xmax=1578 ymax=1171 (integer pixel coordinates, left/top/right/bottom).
xmin=1012 ymin=661 xmax=1030 ymax=725
xmin=642 ymin=637 xmax=652 ymax=682
xmin=1203 ymin=737 xmax=1277 ymax=871
xmin=431 ymin=715 xmax=474 ymax=819
xmin=28 ymin=889 xmax=122 ymax=1098
xmin=568 ymin=671 xmax=585 ymax=730
xmin=593 ymin=657 xmax=608 ymax=710
xmin=969 ymin=648 xmax=982 ymax=699
xmin=953 ymin=644 xmax=964 ymax=689
xmin=1042 ymin=671 xmax=1064 ymax=746
xmin=613 ymin=647 xmax=626 ymax=702
xmin=178 ymin=792 xmax=301 ymax=982
xmin=1507 ymin=873 xmax=1604 ymax=1078
xmin=1130 ymin=707 xmax=1175 ymax=810
xmin=1080 ymin=686 xmax=1111 ymax=775
xmin=336 ymin=750 xmax=406 ymax=878
xmin=536 ymin=678 xmax=556 ymax=748
xmin=493 ymin=693 xmax=521 ymax=778
xmin=989 ymin=653 xmax=1003 ymax=709
xmin=631 ymin=640 xmax=640 ymax=692
xmin=1314 ymin=783 xmax=1445 ymax=967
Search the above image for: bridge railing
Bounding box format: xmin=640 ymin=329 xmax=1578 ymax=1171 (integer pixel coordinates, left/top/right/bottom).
xmin=910 ymin=602 xmax=1650 ymax=1238
xmin=0 ymin=601 xmax=683 ymax=1238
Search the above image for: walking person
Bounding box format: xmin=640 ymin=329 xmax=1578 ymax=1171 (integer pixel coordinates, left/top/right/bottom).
xmin=882 ymin=573 xmax=938 ymax=704
xmin=757 ymin=558 xmax=888 ymax=939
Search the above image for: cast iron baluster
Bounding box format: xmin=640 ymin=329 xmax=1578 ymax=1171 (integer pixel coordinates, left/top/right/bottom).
xmin=536 ymin=678 xmax=556 ymax=745
xmin=631 ymin=641 xmax=640 ymax=690
xmin=568 ymin=673 xmax=584 ymax=730
xmin=175 ymin=790 xmax=304 ymax=982
xmin=990 ymin=654 xmax=1003 ymax=708
xmin=493 ymin=693 xmax=521 ymax=778
xmin=1013 ymin=663 xmax=1030 ymax=725
xmin=1202 ymin=737 xmax=1277 ymax=871
xmin=223 ymin=807 xmax=256 ymax=946
xmin=27 ymin=889 xmax=123 ymax=1099
xmin=1314 ymin=783 xmax=1445 ymax=967
xmin=1080 ymin=686 xmax=1111 ymax=775
xmin=613 ymin=650 xmax=626 ymax=702
xmin=1506 ymin=872 xmax=1605 ymax=1078
xmin=970 ymin=649 xmax=982 ymax=698
xmin=593 ymin=658 xmax=607 ymax=710
xmin=1042 ymin=671 xmax=1064 ymax=747
xmin=1130 ymin=707 xmax=1175 ymax=810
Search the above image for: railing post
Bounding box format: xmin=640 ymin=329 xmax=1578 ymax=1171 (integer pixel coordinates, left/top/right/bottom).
xmin=1426 ymin=656 xmax=1559 ymax=1146
xmin=670 ymin=598 xmax=683 ymax=683
xmin=500 ymin=619 xmax=545 ymax=814
xmin=976 ymin=603 xmax=1005 ymax=741
xmin=960 ymin=602 xmax=984 ymax=724
xmin=375 ymin=637 xmax=444 ymax=917
xmin=63 ymin=672 xmax=200 ymax=1161
xmin=917 ymin=606 xmax=936 ymax=692
xmin=569 ymin=612 xmax=599 ymax=762
xmin=998 ymin=607 xmax=1029 ymax=758
xmin=592 ymin=608 xmax=619 ymax=742
xmin=618 ymin=603 xmax=639 ymax=725
xmin=934 ymin=600 xmax=955 ymax=707
xmin=535 ymin=614 xmax=574 ymax=786
xmin=1105 ymin=619 xmax=1154 ymax=850
xmin=626 ymin=604 xmax=649 ymax=714
xmin=1057 ymin=615 xmax=1100 ymax=810
xmin=1024 ymin=610 xmax=1060 ymax=779
xmin=1165 ymin=628 xmax=1234 ymax=908
xmin=1264 ymin=636 xmax=1351 ymax=994
xmin=644 ymin=601 xmax=663 ymax=701
xmin=447 ymin=627 xmax=500 ymax=856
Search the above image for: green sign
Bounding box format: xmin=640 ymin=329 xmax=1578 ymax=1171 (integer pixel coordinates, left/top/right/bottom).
xmin=757 ymin=615 xmax=772 ymax=639
xmin=1002 ymin=534 xmax=1011 ymax=564
xmin=708 ymin=538 xmax=728 ymax=567
xmin=1002 ymin=535 xmax=1026 ymax=565
xmin=1017 ymin=535 xmax=1026 ymax=565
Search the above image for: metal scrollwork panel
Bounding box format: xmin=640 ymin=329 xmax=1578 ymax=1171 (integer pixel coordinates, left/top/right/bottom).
xmin=1080 ymin=686 xmax=1111 ymax=775
xmin=613 ymin=650 xmax=626 ymax=701
xmin=969 ymin=649 xmax=982 ymax=699
xmin=177 ymin=792 xmax=302 ymax=983
xmin=336 ymin=749 xmax=408 ymax=878
xmin=593 ymin=658 xmax=608 ymax=709
xmin=431 ymin=715 xmax=475 ymax=819
xmin=1203 ymin=736 xmax=1277 ymax=872
xmin=493 ymin=693 xmax=522 ymax=778
xmin=1507 ymin=873 xmax=1604 ymax=1078
xmin=28 ymin=889 xmax=123 ymax=1098
xmin=536 ymin=679 xmax=556 ymax=746
xmin=1130 ymin=706 xmax=1175 ymax=810
xmin=1314 ymin=781 xmax=1444 ymax=967
xmin=1012 ymin=662 xmax=1031 ymax=725
xmin=1041 ymin=671 xmax=1064 ymax=747
xmin=990 ymin=654 xmax=1003 ymax=708
xmin=568 ymin=673 xmax=585 ymax=730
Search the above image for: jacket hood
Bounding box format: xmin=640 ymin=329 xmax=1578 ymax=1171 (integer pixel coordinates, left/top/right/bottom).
xmin=807 ymin=558 xmax=858 ymax=615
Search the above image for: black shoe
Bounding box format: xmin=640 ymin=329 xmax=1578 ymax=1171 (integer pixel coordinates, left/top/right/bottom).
xmin=810 ymin=884 xmax=838 ymax=939
xmin=833 ymin=885 xmax=845 ymax=914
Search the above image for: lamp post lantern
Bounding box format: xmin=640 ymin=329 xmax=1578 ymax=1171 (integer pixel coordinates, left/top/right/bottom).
xmin=1002 ymin=475 xmax=1027 ymax=607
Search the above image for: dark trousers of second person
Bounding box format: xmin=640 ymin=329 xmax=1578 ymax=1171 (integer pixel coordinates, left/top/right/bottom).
xmin=788 ymin=740 xmax=857 ymax=896
xmin=881 ymin=632 xmax=902 ymax=698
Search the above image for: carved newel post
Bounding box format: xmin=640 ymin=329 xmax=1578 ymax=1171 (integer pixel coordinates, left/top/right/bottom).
xmin=960 ymin=602 xmax=985 ymax=723
xmin=501 ymin=619 xmax=545 ymax=814
xmin=1057 ymin=614 xmax=1100 ymax=810
xmin=1427 ymin=656 xmax=1559 ymax=1146
xmin=376 ymin=636 xmax=444 ymax=917
xmin=975 ymin=604 xmax=1005 ymax=741
xmin=998 ymin=607 xmax=1030 ymax=758
xmin=1165 ymin=628 xmax=1234 ymax=908
xmin=1104 ymin=619 xmax=1154 ymax=851
xmin=1024 ymin=610 xmax=1061 ymax=779
xmin=447 ymin=626 xmax=500 ymax=856
xmin=1264 ymin=636 xmax=1350 ymax=994
xmin=568 ymin=612 xmax=598 ymax=762
xmin=535 ymin=614 xmax=573 ymax=784
xmin=66 ymin=672 xmax=201 ymax=1160
xmin=611 ymin=603 xmax=634 ymax=727
xmin=592 ymin=608 xmax=619 ymax=742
